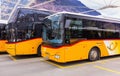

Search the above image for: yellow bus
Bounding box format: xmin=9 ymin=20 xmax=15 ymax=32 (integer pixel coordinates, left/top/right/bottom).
xmin=6 ymin=7 xmax=53 ymax=56
xmin=0 ymin=20 xmax=8 ymax=52
xmin=41 ymin=12 xmax=120 ymax=63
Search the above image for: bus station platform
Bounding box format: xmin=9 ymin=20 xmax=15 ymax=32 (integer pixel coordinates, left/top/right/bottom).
xmin=1 ymin=53 xmax=120 ymax=76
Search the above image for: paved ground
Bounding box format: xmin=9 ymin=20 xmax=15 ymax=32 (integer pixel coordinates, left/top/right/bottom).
xmin=1 ymin=53 xmax=120 ymax=76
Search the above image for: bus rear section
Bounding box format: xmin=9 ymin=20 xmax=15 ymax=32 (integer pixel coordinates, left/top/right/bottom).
xmin=6 ymin=8 xmax=53 ymax=56
xmin=0 ymin=40 xmax=7 ymax=52
xmin=41 ymin=12 xmax=120 ymax=63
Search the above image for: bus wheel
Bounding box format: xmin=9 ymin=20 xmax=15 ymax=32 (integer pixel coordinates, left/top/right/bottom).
xmin=37 ymin=45 xmax=41 ymax=57
xmin=88 ymin=47 xmax=100 ymax=61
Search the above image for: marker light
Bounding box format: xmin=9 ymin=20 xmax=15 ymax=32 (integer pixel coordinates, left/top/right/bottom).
xmin=54 ymin=54 xmax=60 ymax=59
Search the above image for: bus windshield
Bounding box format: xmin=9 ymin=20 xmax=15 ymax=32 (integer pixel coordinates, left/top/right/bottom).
xmin=7 ymin=8 xmax=51 ymax=42
xmin=43 ymin=14 xmax=63 ymax=45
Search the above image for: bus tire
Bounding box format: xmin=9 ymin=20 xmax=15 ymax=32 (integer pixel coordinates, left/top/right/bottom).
xmin=37 ymin=45 xmax=41 ymax=57
xmin=88 ymin=47 xmax=100 ymax=61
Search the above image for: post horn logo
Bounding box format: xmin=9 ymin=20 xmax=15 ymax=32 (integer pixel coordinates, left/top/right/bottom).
xmin=107 ymin=42 xmax=117 ymax=51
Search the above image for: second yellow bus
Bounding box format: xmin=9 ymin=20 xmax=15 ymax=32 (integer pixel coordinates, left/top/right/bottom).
xmin=6 ymin=7 xmax=53 ymax=56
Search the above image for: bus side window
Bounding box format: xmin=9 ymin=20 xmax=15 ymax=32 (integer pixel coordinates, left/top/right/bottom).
xmin=65 ymin=19 xmax=71 ymax=44
xmin=65 ymin=17 xmax=83 ymax=44
xmin=33 ymin=24 xmax=42 ymax=38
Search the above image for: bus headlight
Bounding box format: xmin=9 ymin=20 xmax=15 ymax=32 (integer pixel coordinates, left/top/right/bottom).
xmin=54 ymin=54 xmax=60 ymax=59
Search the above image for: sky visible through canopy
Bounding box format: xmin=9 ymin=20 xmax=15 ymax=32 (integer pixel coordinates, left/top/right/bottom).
xmin=80 ymin=0 xmax=120 ymax=19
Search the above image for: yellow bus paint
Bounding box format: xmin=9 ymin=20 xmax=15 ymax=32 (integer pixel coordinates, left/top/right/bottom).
xmin=6 ymin=38 xmax=42 ymax=56
xmin=0 ymin=40 xmax=7 ymax=52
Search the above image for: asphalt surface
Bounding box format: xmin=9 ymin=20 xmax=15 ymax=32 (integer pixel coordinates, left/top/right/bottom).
xmin=1 ymin=53 xmax=120 ymax=76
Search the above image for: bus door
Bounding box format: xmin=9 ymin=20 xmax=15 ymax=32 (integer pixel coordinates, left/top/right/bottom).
xmin=12 ymin=23 xmax=33 ymax=54
xmin=32 ymin=22 xmax=43 ymax=38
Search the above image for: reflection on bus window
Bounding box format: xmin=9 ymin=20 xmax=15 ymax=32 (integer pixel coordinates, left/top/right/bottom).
xmin=64 ymin=17 xmax=120 ymax=44
xmin=0 ymin=25 xmax=7 ymax=40
xmin=43 ymin=14 xmax=63 ymax=44
xmin=7 ymin=8 xmax=51 ymax=42
xmin=65 ymin=17 xmax=83 ymax=43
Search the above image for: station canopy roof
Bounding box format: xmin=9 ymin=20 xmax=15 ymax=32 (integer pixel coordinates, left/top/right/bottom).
xmin=80 ymin=0 xmax=120 ymax=19
xmin=30 ymin=0 xmax=101 ymax=16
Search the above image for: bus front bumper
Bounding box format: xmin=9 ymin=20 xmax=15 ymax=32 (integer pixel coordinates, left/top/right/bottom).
xmin=41 ymin=46 xmax=65 ymax=63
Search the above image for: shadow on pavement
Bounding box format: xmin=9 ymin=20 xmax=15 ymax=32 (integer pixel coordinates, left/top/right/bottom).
xmin=0 ymin=52 xmax=8 ymax=55
xmin=45 ymin=55 xmax=120 ymax=68
xmin=10 ymin=55 xmax=40 ymax=60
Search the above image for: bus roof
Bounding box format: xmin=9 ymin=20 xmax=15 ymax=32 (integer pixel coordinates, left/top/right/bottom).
xmin=0 ymin=20 xmax=8 ymax=24
xmin=8 ymin=7 xmax=54 ymax=23
xmin=48 ymin=12 xmax=120 ymax=24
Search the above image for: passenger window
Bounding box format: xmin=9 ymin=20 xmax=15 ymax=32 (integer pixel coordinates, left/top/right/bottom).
xmin=65 ymin=17 xmax=84 ymax=44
